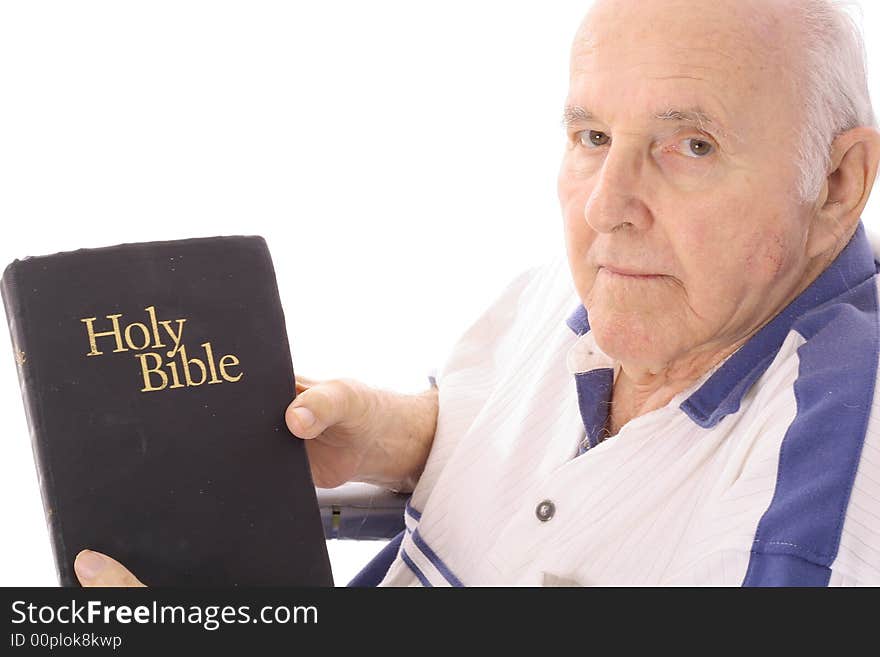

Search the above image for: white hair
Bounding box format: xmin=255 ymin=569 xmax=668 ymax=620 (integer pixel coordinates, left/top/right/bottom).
xmin=795 ymin=0 xmax=876 ymax=203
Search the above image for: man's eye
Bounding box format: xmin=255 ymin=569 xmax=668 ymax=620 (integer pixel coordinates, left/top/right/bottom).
xmin=578 ymin=130 xmax=610 ymax=148
xmin=680 ymin=137 xmax=714 ymax=158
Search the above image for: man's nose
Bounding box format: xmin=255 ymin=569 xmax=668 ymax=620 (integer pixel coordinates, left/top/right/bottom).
xmin=584 ymin=145 xmax=652 ymax=234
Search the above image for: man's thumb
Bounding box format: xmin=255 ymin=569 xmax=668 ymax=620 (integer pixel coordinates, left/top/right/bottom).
xmin=74 ymin=550 xmax=146 ymax=587
xmin=285 ymin=382 xmax=353 ymax=439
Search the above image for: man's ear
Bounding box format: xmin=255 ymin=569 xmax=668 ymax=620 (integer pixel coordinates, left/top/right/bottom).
xmin=808 ymin=126 xmax=880 ymax=259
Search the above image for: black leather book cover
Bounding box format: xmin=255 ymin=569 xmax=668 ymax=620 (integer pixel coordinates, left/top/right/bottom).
xmin=1 ymin=236 xmax=334 ymax=587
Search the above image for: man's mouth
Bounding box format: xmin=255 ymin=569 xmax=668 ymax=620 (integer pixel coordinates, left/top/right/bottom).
xmin=598 ymin=265 xmax=664 ymax=280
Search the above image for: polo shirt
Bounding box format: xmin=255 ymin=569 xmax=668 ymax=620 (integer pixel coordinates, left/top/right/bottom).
xmin=377 ymin=222 xmax=880 ymax=586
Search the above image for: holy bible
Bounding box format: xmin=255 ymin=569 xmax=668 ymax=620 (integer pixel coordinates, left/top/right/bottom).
xmin=1 ymin=236 xmax=333 ymax=586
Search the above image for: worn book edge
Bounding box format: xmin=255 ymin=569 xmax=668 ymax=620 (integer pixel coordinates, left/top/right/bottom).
xmin=1 ymin=260 xmax=66 ymax=583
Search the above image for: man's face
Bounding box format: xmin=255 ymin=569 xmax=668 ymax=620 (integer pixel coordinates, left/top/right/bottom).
xmin=558 ymin=0 xmax=818 ymax=372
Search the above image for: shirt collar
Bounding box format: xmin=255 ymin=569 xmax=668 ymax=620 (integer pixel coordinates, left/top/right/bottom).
xmin=564 ymin=222 xmax=879 ymax=428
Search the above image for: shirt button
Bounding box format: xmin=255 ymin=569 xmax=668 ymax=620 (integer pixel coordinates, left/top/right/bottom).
xmin=535 ymin=499 xmax=556 ymax=522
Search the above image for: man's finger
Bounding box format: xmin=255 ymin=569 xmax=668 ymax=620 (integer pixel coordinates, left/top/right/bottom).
xmin=294 ymin=375 xmax=318 ymax=396
xmin=74 ymin=549 xmax=146 ymax=587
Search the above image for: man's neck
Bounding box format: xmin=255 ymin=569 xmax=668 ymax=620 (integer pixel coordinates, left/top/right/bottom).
xmin=606 ymin=341 xmax=743 ymax=437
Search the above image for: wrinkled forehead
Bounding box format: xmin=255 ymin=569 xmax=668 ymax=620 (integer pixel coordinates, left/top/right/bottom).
xmin=569 ymin=0 xmax=802 ymax=133
xmin=573 ymin=0 xmax=794 ymax=63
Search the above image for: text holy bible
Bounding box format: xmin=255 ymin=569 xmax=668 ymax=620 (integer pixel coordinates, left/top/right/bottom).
xmin=1 ymin=236 xmax=333 ymax=586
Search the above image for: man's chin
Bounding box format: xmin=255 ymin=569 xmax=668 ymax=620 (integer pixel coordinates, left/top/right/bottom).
xmin=589 ymin=316 xmax=678 ymax=371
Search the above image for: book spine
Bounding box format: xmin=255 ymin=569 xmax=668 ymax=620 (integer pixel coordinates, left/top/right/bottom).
xmin=1 ymin=264 xmax=66 ymax=585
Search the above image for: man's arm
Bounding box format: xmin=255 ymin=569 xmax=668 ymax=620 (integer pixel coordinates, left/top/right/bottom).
xmin=359 ymin=385 xmax=438 ymax=493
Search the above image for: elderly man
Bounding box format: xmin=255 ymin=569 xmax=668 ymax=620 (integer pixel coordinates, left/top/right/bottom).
xmin=75 ymin=0 xmax=880 ymax=586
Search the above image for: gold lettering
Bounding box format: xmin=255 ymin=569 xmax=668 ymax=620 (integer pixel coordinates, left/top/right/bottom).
xmin=135 ymin=352 xmax=168 ymax=392
xmin=166 ymin=360 xmax=184 ymax=389
xmin=219 ymin=354 xmax=243 ymax=382
xmin=202 ymin=342 xmax=222 ymax=384
xmin=124 ymin=322 xmax=151 ymax=350
xmin=83 ymin=307 xmax=243 ymax=392
xmin=81 ymin=314 xmax=126 ymax=356
xmin=160 ymin=318 xmax=186 ymax=358
xmin=144 ymin=306 xmax=166 ymax=349
xmin=179 ymin=344 xmax=207 ymax=386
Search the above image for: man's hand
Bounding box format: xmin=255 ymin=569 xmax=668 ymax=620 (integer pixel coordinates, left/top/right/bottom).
xmin=286 ymin=376 xmax=438 ymax=492
xmin=74 ymin=549 xmax=145 ymax=587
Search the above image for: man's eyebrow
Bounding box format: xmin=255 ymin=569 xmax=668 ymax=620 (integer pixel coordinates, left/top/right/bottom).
xmin=562 ymin=104 xmax=736 ymax=141
xmin=653 ymin=107 xmax=729 ymax=138
xmin=562 ymin=105 xmax=593 ymax=128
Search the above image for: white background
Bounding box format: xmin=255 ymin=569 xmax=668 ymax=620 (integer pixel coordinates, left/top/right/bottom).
xmin=2 ymin=0 xmax=879 ymax=587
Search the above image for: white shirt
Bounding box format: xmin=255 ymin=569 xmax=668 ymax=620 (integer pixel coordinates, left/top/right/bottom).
xmin=378 ymin=223 xmax=880 ymax=586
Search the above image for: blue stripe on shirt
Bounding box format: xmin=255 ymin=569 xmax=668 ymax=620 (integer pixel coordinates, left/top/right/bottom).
xmin=401 ymin=548 xmax=433 ymax=587
xmin=405 ymin=500 xmax=422 ymax=522
xmin=743 ymin=274 xmax=879 ymax=586
xmin=412 ymin=528 xmax=464 ymax=587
